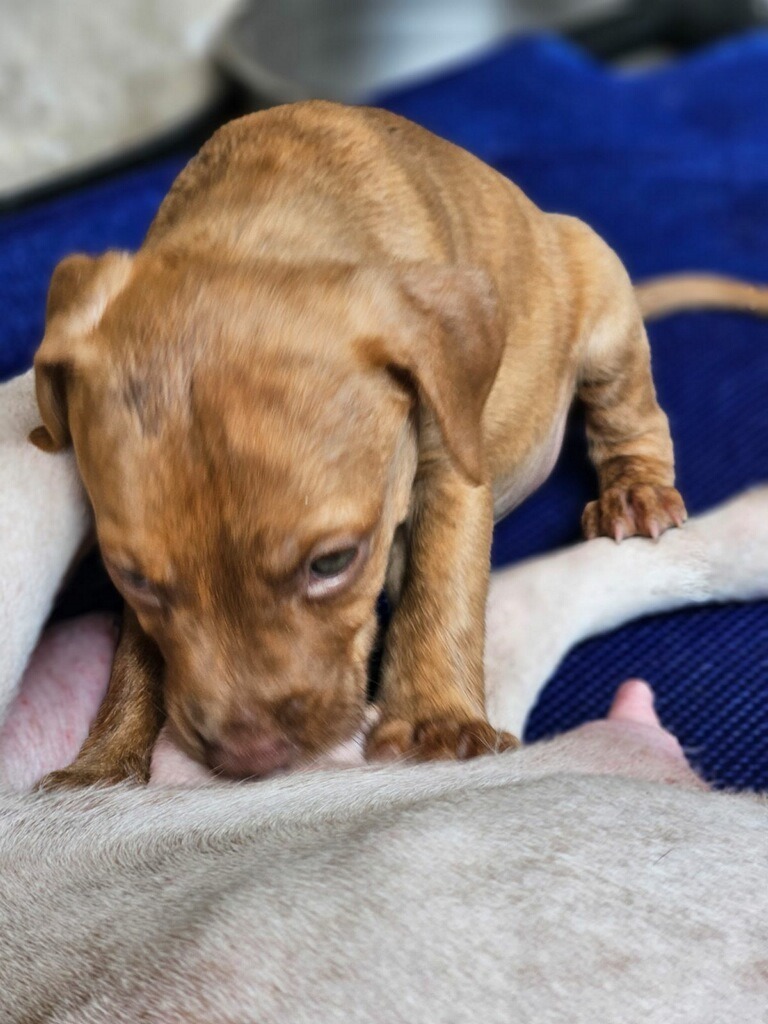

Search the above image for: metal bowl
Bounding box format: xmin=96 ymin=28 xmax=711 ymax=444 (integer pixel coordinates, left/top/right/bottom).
xmin=215 ymin=0 xmax=621 ymax=106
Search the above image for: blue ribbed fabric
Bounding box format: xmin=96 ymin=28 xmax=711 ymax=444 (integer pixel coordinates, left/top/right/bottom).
xmin=2 ymin=32 xmax=766 ymax=786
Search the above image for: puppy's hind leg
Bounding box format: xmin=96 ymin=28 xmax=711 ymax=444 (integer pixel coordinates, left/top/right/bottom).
xmin=578 ymin=249 xmax=686 ymax=542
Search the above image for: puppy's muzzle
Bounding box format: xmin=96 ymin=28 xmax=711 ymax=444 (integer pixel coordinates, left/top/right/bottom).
xmin=187 ymin=706 xmax=298 ymax=779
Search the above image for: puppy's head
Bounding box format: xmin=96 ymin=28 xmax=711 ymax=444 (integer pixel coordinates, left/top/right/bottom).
xmin=32 ymin=251 xmax=502 ymax=776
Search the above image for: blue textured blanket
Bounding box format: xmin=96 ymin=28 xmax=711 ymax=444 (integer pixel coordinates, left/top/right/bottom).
xmin=2 ymin=32 xmax=766 ymax=787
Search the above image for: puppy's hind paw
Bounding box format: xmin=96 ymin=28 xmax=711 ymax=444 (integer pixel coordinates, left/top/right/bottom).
xmin=582 ymin=485 xmax=687 ymax=542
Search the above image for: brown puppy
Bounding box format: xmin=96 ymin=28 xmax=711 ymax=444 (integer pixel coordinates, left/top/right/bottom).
xmin=32 ymin=101 xmax=693 ymax=785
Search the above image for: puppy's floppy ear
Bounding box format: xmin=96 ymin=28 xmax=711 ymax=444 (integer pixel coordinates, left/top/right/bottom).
xmin=363 ymin=263 xmax=504 ymax=485
xmin=31 ymin=251 xmax=133 ymax=452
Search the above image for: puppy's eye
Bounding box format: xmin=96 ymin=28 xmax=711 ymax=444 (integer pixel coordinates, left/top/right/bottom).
xmin=121 ymin=568 xmax=152 ymax=592
xmin=105 ymin=561 xmax=163 ymax=608
xmin=309 ymin=547 xmax=358 ymax=579
xmin=304 ymin=539 xmax=369 ymax=600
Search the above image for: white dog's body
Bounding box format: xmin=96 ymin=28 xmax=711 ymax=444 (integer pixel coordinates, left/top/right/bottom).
xmin=3 ymin=753 xmax=767 ymax=1024
xmin=1 ymin=370 xmax=767 ymax=1023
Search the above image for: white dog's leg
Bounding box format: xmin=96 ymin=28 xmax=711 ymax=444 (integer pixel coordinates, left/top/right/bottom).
xmin=0 ymin=371 xmax=89 ymax=722
xmin=485 ymin=487 xmax=768 ymax=736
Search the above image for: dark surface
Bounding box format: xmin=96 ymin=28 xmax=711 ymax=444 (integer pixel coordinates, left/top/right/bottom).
xmin=564 ymin=0 xmax=765 ymax=58
xmin=3 ymin=32 xmax=767 ymax=787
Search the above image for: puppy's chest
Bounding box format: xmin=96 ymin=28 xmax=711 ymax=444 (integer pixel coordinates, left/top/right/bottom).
xmin=485 ymin=309 xmax=583 ymax=522
xmin=491 ymin=405 xmax=570 ymax=521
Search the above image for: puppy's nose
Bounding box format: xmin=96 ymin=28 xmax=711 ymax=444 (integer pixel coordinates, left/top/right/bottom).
xmin=205 ymin=717 xmax=295 ymax=779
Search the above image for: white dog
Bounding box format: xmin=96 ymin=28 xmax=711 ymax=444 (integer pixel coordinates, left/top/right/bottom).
xmin=1 ymin=370 xmax=766 ymax=1023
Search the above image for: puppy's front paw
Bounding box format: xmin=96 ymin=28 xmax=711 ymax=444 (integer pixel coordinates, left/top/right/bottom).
xmin=37 ymin=755 xmax=150 ymax=791
xmin=366 ymin=716 xmax=519 ymax=763
xmin=582 ymin=484 xmax=686 ymax=542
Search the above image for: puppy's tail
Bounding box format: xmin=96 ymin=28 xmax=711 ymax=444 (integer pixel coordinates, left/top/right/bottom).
xmin=635 ymin=273 xmax=768 ymax=321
